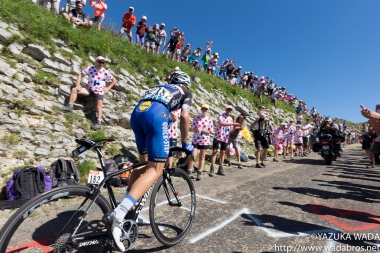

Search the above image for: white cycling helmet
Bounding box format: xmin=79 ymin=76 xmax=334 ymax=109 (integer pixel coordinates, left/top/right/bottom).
xmin=169 ymin=71 xmax=191 ymax=87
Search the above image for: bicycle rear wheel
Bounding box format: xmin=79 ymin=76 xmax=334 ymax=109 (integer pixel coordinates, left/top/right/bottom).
xmin=0 ymin=185 xmax=112 ymax=253
xmin=149 ymin=168 xmax=196 ymax=246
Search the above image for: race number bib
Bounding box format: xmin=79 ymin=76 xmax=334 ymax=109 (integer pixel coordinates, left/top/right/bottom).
xmin=87 ymin=170 xmax=104 ymax=185
xmin=142 ymin=87 xmax=173 ymax=105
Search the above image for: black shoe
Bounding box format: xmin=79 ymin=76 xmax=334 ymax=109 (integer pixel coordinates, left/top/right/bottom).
xmin=102 ymin=211 xmax=125 ymax=252
xmin=196 ymin=170 xmax=202 ymax=181
xmin=208 ymin=165 xmax=215 ymax=177
xmin=260 ymin=163 xmax=267 ymax=168
xmin=255 ymin=164 xmax=263 ymax=168
xmin=61 ymin=105 xmax=73 ymax=113
xmin=91 ymin=120 xmax=102 ymax=130
xmin=216 ymin=165 xmax=225 ymax=175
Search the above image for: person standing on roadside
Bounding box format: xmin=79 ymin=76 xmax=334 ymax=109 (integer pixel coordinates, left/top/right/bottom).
xmin=226 ymin=112 xmax=248 ymax=168
xmin=251 ymin=113 xmax=273 ymax=168
xmin=360 ymin=104 xmax=380 ymax=168
xmin=301 ymin=118 xmax=313 ymax=155
xmin=272 ymin=123 xmax=287 ymax=161
xmin=209 ymin=107 xmax=240 ymax=176
xmin=118 ymin=7 xmax=136 ymax=43
xmin=188 ymin=104 xmax=214 ymax=181
xmin=89 ymin=0 xmax=107 ymax=31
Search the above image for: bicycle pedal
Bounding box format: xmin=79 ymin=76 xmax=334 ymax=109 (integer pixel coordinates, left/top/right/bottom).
xmin=120 ymin=219 xmax=139 ymax=251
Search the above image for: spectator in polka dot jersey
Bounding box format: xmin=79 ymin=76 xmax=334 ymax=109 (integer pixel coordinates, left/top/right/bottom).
xmin=209 ymin=106 xmax=241 ymax=176
xmin=166 ymin=108 xmax=181 ymax=169
xmin=61 ymin=56 xmax=117 ymax=130
xmin=188 ymin=104 xmax=214 ymax=181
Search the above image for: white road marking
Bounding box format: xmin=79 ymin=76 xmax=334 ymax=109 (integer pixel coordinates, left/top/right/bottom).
xmin=189 ymin=208 xmax=339 ymax=243
xmin=196 ymin=194 xmax=228 ymax=204
xmin=141 ymin=194 xmax=192 ymax=212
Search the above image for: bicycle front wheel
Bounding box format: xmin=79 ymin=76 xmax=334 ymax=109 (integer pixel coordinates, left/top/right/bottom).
xmin=149 ymin=168 xmax=196 ymax=246
xmin=0 ymin=185 xmax=112 ymax=253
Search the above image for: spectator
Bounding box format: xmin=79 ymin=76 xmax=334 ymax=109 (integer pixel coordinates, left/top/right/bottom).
xmin=218 ymin=59 xmax=229 ymax=78
xmin=118 ymin=6 xmax=136 ymax=43
xmin=302 ymin=118 xmax=313 ymax=155
xmin=226 ymin=112 xmax=248 ymax=168
xmin=135 ymin=16 xmax=148 ymax=48
xmin=155 ymin=23 xmax=167 ymax=54
xmin=44 ymin=0 xmax=60 ymax=14
xmin=294 ymin=124 xmax=304 ymax=156
xmin=360 ymin=123 xmax=371 ymax=159
xmin=62 ymin=0 xmax=86 ymax=14
xmin=62 ymin=1 xmax=92 ymax=28
xmin=209 ymin=106 xmax=240 ymax=176
xmin=296 ymin=111 xmax=302 ymax=124
xmin=166 ymin=109 xmax=181 ymax=169
xmin=61 ymin=56 xmax=117 ymax=130
xmin=89 ymin=0 xmax=107 ymax=31
xmin=188 ymin=104 xmax=214 ymax=181
xmin=233 ymin=66 xmax=242 ymax=79
xmin=191 ymin=60 xmax=201 ymax=70
xmin=285 ymin=119 xmax=296 ymax=159
xmin=175 ymin=32 xmax=185 ymax=62
xmin=180 ymin=43 xmax=191 ymax=62
xmin=227 ymin=73 xmax=237 ymax=86
xmin=202 ymin=50 xmax=211 ymax=72
xmin=272 ymin=123 xmax=287 ymax=161
xmin=250 ymin=113 xmax=273 ymax=168
xmin=267 ymin=79 xmax=275 ymax=96
xmin=164 ymin=28 xmax=179 ymax=60
xmin=206 ymin=41 xmax=213 ymax=53
xmin=361 ymin=104 xmax=380 ymax=168
xmin=225 ymin=60 xmax=236 ymax=80
xmin=246 ymin=72 xmax=254 ymax=90
xmin=239 ymin=72 xmax=248 ymax=89
xmin=145 ymin=26 xmax=157 ymax=54
xmin=207 ymin=52 xmax=219 ymax=76
xmin=188 ymin=47 xmax=202 ymax=63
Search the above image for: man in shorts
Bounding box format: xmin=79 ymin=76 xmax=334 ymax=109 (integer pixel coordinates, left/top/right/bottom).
xmin=226 ymin=112 xmax=248 ymax=168
xmin=61 ymin=56 xmax=117 ymax=130
xmin=89 ymin=0 xmax=107 ymax=31
xmin=62 ymin=1 xmax=92 ymax=28
xmin=302 ymin=118 xmax=313 ymax=154
xmin=135 ymin=16 xmax=148 ymax=47
xmin=250 ymin=113 xmax=273 ymax=168
xmin=209 ymin=106 xmax=240 ymax=176
xmin=118 ymin=6 xmax=136 ymax=43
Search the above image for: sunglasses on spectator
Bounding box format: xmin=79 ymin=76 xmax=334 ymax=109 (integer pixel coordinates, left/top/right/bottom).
xmin=201 ymin=108 xmax=208 ymax=111
xmin=97 ymin=61 xmax=105 ymax=64
xmin=226 ymin=108 xmax=232 ymax=111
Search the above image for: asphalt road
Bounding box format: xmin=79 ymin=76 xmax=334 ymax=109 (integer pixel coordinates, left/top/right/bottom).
xmin=2 ymin=144 xmax=380 ymax=253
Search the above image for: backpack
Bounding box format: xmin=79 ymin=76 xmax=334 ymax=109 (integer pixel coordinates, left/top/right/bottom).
xmin=6 ymin=166 xmax=52 ymax=201
xmin=240 ymin=152 xmax=249 ymax=162
xmin=49 ymin=159 xmax=80 ymax=188
xmin=104 ymin=159 xmax=123 ymax=187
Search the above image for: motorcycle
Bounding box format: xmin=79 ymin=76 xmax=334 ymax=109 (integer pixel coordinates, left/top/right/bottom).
xmin=312 ymin=124 xmax=344 ymax=165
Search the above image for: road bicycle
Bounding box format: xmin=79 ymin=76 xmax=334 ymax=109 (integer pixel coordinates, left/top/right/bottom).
xmin=0 ymin=138 xmax=196 ymax=252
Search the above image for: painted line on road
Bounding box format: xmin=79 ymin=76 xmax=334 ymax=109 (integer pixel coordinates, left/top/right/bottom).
xmin=189 ymin=208 xmax=338 ymax=243
xmin=196 ymin=194 xmax=228 ymax=204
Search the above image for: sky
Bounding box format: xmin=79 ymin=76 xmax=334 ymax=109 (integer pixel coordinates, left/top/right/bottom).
xmin=64 ymin=0 xmax=380 ymax=123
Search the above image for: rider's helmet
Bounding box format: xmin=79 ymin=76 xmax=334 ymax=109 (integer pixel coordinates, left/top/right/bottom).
xmin=326 ymin=118 xmax=332 ymax=123
xmin=169 ymin=71 xmax=191 ymax=87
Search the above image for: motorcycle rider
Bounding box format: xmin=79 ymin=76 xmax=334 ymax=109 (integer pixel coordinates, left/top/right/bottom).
xmin=319 ymin=118 xmax=342 ymax=156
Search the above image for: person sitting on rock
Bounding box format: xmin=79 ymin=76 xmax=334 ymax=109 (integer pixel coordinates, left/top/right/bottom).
xmin=62 ymin=1 xmax=92 ymax=28
xmin=61 ymin=56 xmax=117 ymax=130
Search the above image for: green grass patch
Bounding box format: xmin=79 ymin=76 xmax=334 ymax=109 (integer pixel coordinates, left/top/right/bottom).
xmin=1 ymin=133 xmax=20 ymax=145
xmin=12 ymin=150 xmax=28 ymax=159
xmin=88 ymin=130 xmax=107 ymax=139
xmin=12 ymin=99 xmax=35 ymax=109
xmin=76 ymin=160 xmax=97 ymax=184
xmin=106 ymin=143 xmax=121 ymax=156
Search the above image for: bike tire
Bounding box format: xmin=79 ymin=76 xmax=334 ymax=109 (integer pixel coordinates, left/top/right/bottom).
xmin=0 ymin=185 xmax=112 ymax=253
xmin=149 ymin=168 xmax=196 ymax=246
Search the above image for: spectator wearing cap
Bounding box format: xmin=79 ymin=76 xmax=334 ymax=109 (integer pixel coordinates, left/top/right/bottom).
xmin=62 ymin=1 xmax=92 ymax=28
xmin=89 ymin=0 xmax=107 ymax=31
xmin=191 ymin=60 xmax=201 ymax=70
xmin=166 ymin=109 xmax=181 ymax=169
xmin=226 ymin=112 xmax=249 ymax=168
xmin=163 ymin=28 xmax=180 ymax=60
xmin=180 ymin=43 xmax=191 ymax=63
xmin=302 ymin=118 xmax=313 ymax=155
xmin=135 ymin=16 xmax=148 ymax=47
xmin=272 ymin=123 xmax=287 ymax=161
xmin=294 ymin=124 xmax=304 ymax=156
xmin=207 ymin=52 xmax=219 ymax=76
xmin=61 ymin=56 xmax=117 ymax=130
xmin=250 ymin=112 xmax=273 ymax=168
xmin=62 ymin=0 xmax=86 ymax=14
xmin=155 ymin=23 xmax=167 ymax=54
xmin=188 ymin=104 xmax=214 ymax=181
xmin=145 ymin=25 xmax=157 ymax=54
xmin=201 ymin=50 xmax=211 ymax=72
xmin=118 ymin=6 xmax=136 ymax=43
xmin=188 ymin=47 xmax=202 ymax=63
xmin=210 ymin=107 xmax=240 ymax=176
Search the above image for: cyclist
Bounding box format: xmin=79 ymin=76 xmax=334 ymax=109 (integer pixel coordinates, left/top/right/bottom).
xmin=102 ymin=71 xmax=194 ymax=252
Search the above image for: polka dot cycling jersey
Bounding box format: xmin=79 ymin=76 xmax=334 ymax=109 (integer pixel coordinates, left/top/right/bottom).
xmin=191 ymin=115 xmax=214 ymax=145
xmin=82 ymin=66 xmax=113 ymax=95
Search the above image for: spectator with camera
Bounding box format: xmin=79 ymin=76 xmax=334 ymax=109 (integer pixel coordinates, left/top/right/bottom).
xmin=225 ymin=60 xmax=236 ymax=80
xmin=155 ymin=23 xmax=167 ymax=54
xmin=207 ymin=52 xmax=219 ymax=76
xmin=188 ymin=47 xmax=202 ymax=63
xmin=135 ymin=16 xmax=148 ymax=48
xmin=175 ymin=32 xmax=185 ymax=62
xmin=62 ymin=1 xmax=92 ymax=28
xmin=89 ymin=0 xmax=107 ymax=31
xmin=118 ymin=7 xmax=136 ymax=43
xmin=164 ymin=28 xmax=180 ymax=60
xmin=180 ymin=43 xmax=191 ymax=63
xmin=250 ymin=113 xmax=273 ymax=168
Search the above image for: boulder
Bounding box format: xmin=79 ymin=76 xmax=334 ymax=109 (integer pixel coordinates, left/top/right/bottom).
xmin=8 ymin=43 xmax=24 ymax=55
xmin=22 ymin=44 xmax=51 ymax=61
xmin=51 ymin=38 xmax=66 ymax=47
xmin=41 ymin=68 xmax=59 ymax=77
xmin=0 ymin=20 xmax=9 ymax=29
xmin=193 ymin=76 xmax=201 ymax=83
xmin=59 ymin=85 xmax=71 ymax=96
xmin=0 ymin=28 xmax=12 ymax=45
xmin=112 ymin=80 xmax=128 ymax=91
xmin=71 ymin=60 xmax=81 ymax=74
xmin=61 ymin=47 xmax=73 ymax=54
xmin=34 ymin=148 xmax=50 ymax=156
xmin=53 ymin=53 xmax=71 ymax=66
xmin=118 ymin=113 xmax=131 ymax=128
xmin=0 ymin=59 xmax=17 ymax=77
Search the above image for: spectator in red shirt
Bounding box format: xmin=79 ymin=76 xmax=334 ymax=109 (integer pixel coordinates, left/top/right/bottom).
xmin=118 ymin=6 xmax=136 ymax=43
xmin=135 ymin=16 xmax=147 ymax=48
xmin=89 ymin=0 xmax=107 ymax=31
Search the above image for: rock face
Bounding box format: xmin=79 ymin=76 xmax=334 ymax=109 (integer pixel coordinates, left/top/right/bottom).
xmin=0 ymin=19 xmax=298 ymax=189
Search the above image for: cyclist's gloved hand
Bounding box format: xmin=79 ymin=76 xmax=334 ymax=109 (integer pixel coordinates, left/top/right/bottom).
xmin=182 ymin=142 xmax=194 ymax=155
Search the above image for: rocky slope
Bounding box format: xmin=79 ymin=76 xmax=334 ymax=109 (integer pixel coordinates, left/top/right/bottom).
xmin=0 ymin=18 xmax=296 ymax=190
